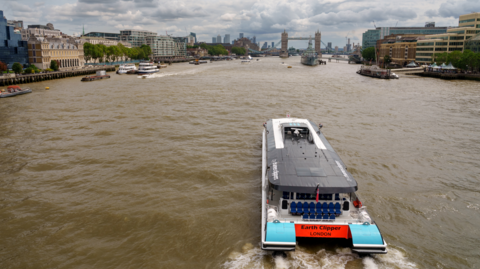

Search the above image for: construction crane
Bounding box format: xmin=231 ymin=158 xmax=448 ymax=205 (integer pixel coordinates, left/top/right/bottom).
xmin=372 ymin=21 xmax=377 ymax=28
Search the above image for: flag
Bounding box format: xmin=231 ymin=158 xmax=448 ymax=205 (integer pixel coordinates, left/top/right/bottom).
xmin=316 ymin=185 xmax=319 ymax=202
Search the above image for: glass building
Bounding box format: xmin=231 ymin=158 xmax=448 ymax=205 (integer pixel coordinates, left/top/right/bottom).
xmin=0 ymin=10 xmax=28 ymax=67
xmin=362 ymin=26 xmax=448 ymax=49
xmin=83 ymin=32 xmax=121 ymax=41
xmin=120 ymin=30 xmax=157 ymax=47
xmin=190 ymin=32 xmax=197 ymax=43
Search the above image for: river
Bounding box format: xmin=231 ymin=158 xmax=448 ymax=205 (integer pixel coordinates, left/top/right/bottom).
xmin=1 ymin=57 xmax=479 ymax=269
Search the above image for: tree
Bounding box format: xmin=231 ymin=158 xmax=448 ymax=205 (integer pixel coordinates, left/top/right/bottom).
xmin=83 ymin=42 xmax=94 ymax=63
xmin=384 ymin=55 xmax=392 ymax=65
xmin=50 ymin=60 xmax=59 ymax=71
xmin=0 ymin=60 xmax=7 ymax=72
xmin=458 ymin=49 xmax=476 ymax=71
xmin=231 ymin=47 xmax=246 ymax=55
xmin=12 ymin=62 xmax=23 ymax=74
xmin=140 ymin=44 xmax=152 ymax=59
xmin=362 ymin=47 xmax=375 ymax=61
xmin=435 ymin=52 xmax=448 ymax=64
xmin=447 ymin=50 xmax=462 ymax=68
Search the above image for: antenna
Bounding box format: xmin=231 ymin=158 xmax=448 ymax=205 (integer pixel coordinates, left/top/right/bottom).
xmin=372 ymin=21 xmax=377 ymax=28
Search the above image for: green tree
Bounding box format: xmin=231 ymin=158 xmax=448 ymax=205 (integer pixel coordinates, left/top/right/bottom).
xmin=435 ymin=52 xmax=448 ymax=64
xmin=12 ymin=62 xmax=23 ymax=74
xmin=231 ymin=47 xmax=246 ymax=55
xmin=447 ymin=50 xmax=462 ymax=68
xmin=50 ymin=60 xmax=59 ymax=71
xmin=117 ymin=43 xmax=128 ymax=60
xmin=458 ymin=49 xmax=476 ymax=71
xmin=83 ymin=42 xmax=94 ymax=63
xmin=362 ymin=47 xmax=375 ymax=61
xmin=96 ymin=44 xmax=107 ymax=62
xmin=140 ymin=44 xmax=152 ymax=59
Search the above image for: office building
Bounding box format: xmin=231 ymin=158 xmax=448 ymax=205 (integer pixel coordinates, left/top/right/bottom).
xmin=262 ymin=42 xmax=268 ymax=49
xmin=415 ymin=12 xmax=480 ymax=64
xmin=21 ymin=24 xmax=62 ymax=40
xmin=362 ymin=24 xmax=448 ymax=49
xmin=190 ymin=32 xmax=197 ymax=43
xmin=239 ymin=33 xmax=244 ymax=39
xmin=120 ymin=29 xmax=156 ymax=47
xmin=271 ymin=42 xmax=275 ymax=48
xmin=378 ymin=34 xmax=421 ymax=66
xmin=147 ymin=35 xmax=187 ymax=59
xmin=27 ymin=36 xmax=84 ymax=69
xmin=79 ymin=36 xmax=131 ymax=48
xmin=83 ymin=32 xmax=121 ymax=41
xmin=7 ymin=20 xmax=23 ymax=30
xmin=224 ymin=34 xmax=230 ymax=44
xmin=252 ymin=36 xmax=256 ymax=44
xmin=334 ymin=46 xmax=339 ymax=53
xmin=327 ymin=42 xmax=332 ymax=49
xmin=216 ymin=35 xmax=221 ymax=43
xmin=212 ymin=37 xmax=216 ymax=43
xmin=233 ymin=37 xmax=259 ymax=51
xmin=0 ymin=10 xmax=28 ymax=67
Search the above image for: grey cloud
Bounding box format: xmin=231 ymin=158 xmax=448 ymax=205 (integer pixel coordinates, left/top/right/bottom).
xmin=436 ymin=0 xmax=480 ymax=18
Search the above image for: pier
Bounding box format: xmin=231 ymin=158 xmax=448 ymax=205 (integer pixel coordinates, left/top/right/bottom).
xmin=0 ymin=66 xmax=116 ymax=86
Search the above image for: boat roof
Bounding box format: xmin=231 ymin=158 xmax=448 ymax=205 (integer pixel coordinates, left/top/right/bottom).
xmin=7 ymin=85 xmax=21 ymax=89
xmin=265 ymin=118 xmax=358 ymax=193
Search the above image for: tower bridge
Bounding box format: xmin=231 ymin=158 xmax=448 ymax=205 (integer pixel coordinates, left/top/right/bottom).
xmin=247 ymin=30 xmax=328 ymax=56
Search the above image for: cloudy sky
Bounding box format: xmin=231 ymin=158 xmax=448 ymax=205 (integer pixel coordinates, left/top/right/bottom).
xmin=2 ymin=0 xmax=479 ymax=48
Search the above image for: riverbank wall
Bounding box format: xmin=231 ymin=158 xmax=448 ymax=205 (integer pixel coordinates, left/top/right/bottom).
xmin=414 ymin=71 xmax=480 ymax=81
xmin=0 ymin=66 xmax=116 ymax=86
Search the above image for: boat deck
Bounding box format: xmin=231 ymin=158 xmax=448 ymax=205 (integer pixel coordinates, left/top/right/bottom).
xmin=268 ymin=188 xmax=368 ymax=225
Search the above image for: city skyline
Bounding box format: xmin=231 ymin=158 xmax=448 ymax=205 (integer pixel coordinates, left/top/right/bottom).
xmin=2 ymin=0 xmax=477 ymax=48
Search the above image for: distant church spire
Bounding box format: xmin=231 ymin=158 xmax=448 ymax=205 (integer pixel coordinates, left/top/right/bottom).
xmin=82 ymin=25 xmax=85 ymax=36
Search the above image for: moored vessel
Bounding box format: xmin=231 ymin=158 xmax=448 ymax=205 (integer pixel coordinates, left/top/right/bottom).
xmin=357 ymin=65 xmax=399 ymax=79
xmin=261 ymin=117 xmax=387 ymax=255
xmin=137 ymin=62 xmax=159 ymax=74
xmin=0 ymin=85 xmax=32 ymax=98
xmin=81 ymin=70 xmax=110 ymax=81
xmin=117 ymin=64 xmax=137 ymax=74
xmin=301 ymin=38 xmax=318 ymax=66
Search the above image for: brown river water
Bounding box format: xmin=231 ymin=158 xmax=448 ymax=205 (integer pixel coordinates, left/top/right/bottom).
xmin=1 ymin=57 xmax=479 ymax=269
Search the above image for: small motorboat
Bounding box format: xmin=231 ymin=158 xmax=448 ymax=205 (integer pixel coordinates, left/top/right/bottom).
xmin=0 ymin=85 xmax=32 ymax=98
xmin=81 ymin=70 xmax=110 ymax=81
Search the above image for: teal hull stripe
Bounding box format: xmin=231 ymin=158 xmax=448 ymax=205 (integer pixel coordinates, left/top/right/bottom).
xmin=266 ymin=222 xmax=296 ymax=243
xmin=349 ymin=224 xmax=384 ymax=245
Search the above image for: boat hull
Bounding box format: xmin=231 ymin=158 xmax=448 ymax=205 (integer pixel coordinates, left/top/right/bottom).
xmin=137 ymin=70 xmax=159 ymax=74
xmin=301 ymin=56 xmax=318 ymax=66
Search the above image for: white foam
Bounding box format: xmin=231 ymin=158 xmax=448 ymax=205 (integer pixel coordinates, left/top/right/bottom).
xmin=223 ymin=245 xmax=418 ymax=269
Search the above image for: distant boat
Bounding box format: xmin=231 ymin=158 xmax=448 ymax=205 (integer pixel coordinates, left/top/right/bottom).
xmin=117 ymin=64 xmax=136 ymax=74
xmin=137 ymin=62 xmax=159 ymax=74
xmin=0 ymin=85 xmax=32 ymax=98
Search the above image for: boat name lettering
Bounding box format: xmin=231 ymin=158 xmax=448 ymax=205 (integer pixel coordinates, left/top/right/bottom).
xmin=310 ymin=232 xmax=331 ymax=236
xmin=300 ymin=225 xmax=341 ymax=232
xmin=272 ymin=159 xmax=279 ymax=180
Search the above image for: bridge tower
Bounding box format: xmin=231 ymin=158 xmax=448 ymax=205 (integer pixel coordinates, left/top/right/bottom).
xmin=315 ymin=30 xmax=322 ymax=57
xmin=280 ymin=29 xmax=288 ymax=58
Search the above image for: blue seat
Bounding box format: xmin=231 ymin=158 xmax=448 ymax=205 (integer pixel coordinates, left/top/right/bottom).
xmin=290 ymin=201 xmax=297 ymax=215
xmin=283 ymin=191 xmax=289 ymax=199
xmin=335 ymin=202 xmax=341 ymax=215
xmin=322 ymin=214 xmax=329 ymax=220
xmin=322 ymin=202 xmax=328 ymax=214
xmin=315 ymin=202 xmax=322 ymax=213
xmin=303 ymin=202 xmax=309 ymax=214
xmin=308 ymin=202 xmax=315 ymax=214
xmin=296 ymin=202 xmax=303 ymax=215
xmin=335 ymin=193 xmax=340 ymax=200
xmin=316 ymin=214 xmax=322 ymax=220
xmin=302 ymin=214 xmax=309 ymax=220
xmin=309 ymin=214 xmax=316 ymax=220
xmin=328 ymin=203 xmax=335 ymax=214
xmin=329 ymin=214 xmax=336 ymax=220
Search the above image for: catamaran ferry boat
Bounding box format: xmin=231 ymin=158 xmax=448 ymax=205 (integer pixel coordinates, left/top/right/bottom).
xmin=261 ymin=118 xmax=387 ymax=255
xmin=117 ymin=64 xmax=137 ymax=74
xmin=137 ymin=62 xmax=159 ymax=74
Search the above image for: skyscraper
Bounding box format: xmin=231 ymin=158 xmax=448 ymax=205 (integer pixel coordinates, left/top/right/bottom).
xmin=271 ymin=42 xmax=274 ymax=48
xmin=190 ymin=32 xmax=197 ymax=43
xmin=252 ymin=36 xmax=256 ymax=44
xmin=224 ymin=34 xmax=230 ymax=44
xmin=216 ymin=35 xmax=221 ymax=43
xmin=212 ymin=37 xmax=216 ymax=43
xmin=327 ymin=42 xmax=332 ymax=49
xmin=239 ymin=33 xmax=244 ymax=39
xmin=262 ymin=42 xmax=268 ymax=49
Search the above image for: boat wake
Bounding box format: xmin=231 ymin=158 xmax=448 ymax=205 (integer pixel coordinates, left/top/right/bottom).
xmin=222 ymin=244 xmax=417 ymax=269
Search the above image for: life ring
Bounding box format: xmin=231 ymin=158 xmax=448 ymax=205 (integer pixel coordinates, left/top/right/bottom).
xmin=353 ymin=199 xmax=362 ymax=208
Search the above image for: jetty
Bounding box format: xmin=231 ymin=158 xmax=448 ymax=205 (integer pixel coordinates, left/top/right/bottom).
xmin=0 ymin=66 xmax=115 ymax=86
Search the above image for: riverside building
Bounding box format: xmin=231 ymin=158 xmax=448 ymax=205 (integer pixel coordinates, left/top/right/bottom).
xmin=0 ymin=10 xmax=28 ymax=67
xmin=21 ymin=24 xmax=61 ymax=41
xmin=27 ymin=36 xmax=84 ymax=69
xmin=147 ymin=35 xmax=187 ymax=60
xmin=415 ymin=12 xmax=480 ymax=64
xmin=377 ymin=34 xmax=422 ymax=67
xmin=83 ymin=32 xmax=121 ymax=42
xmin=362 ymin=24 xmax=447 ymax=49
xmin=120 ymin=29 xmax=156 ymax=47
